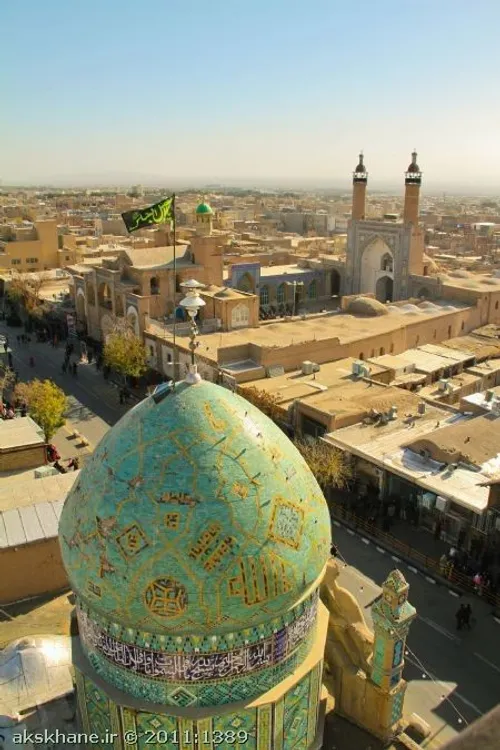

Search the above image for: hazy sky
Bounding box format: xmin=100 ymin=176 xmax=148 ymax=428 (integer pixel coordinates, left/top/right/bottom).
xmin=2 ymin=1 xmax=500 ymax=189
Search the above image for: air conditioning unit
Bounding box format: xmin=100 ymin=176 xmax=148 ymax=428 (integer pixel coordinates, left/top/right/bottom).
xmin=418 ymin=401 xmax=426 ymax=415
xmin=301 ymin=361 xmax=314 ymax=375
xmin=438 ymin=379 xmax=449 ymax=392
xmin=312 ymin=363 xmax=320 ymax=373
xmin=485 ymin=389 xmax=495 ymax=402
xmin=388 ymin=405 xmax=398 ymax=420
xmin=352 ymin=361 xmax=360 ymax=375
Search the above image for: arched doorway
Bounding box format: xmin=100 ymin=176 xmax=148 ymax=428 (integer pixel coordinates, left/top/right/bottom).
xmin=126 ymin=306 xmax=140 ymax=337
xmin=330 ymin=270 xmax=341 ymax=296
xmin=98 ymin=282 xmax=113 ymax=310
xmin=360 ymin=238 xmax=393 ymax=295
xmin=76 ymin=290 xmax=86 ymax=320
xmin=237 ymin=272 xmax=255 ymax=293
xmin=376 ymin=276 xmax=393 ymax=303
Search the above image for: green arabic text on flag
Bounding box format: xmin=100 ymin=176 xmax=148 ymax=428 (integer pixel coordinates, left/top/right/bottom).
xmin=121 ymin=195 xmax=174 ymax=233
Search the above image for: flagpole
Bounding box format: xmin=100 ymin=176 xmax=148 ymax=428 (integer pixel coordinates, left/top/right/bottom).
xmin=172 ymin=194 xmax=177 ymax=382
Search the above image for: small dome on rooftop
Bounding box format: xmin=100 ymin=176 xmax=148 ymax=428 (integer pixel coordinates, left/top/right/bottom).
xmin=196 ymin=202 xmax=213 ymax=215
xmin=345 ymin=296 xmax=388 ymax=317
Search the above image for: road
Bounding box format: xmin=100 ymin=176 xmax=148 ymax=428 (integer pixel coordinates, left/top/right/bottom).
xmin=333 ymin=523 xmax=500 ymax=747
xmin=1 ymin=321 xmax=128 ymax=452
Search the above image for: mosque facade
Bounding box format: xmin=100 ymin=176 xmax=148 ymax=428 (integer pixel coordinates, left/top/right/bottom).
xmin=59 ymin=377 xmax=332 ymax=750
xmin=344 ymin=152 xmax=425 ymax=302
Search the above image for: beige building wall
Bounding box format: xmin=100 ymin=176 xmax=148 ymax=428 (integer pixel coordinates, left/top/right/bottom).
xmin=0 ymin=220 xmax=58 ymax=271
xmin=0 ymin=538 xmax=69 ymax=604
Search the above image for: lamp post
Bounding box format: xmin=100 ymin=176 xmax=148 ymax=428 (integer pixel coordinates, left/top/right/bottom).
xmin=179 ymin=279 xmax=206 ymax=383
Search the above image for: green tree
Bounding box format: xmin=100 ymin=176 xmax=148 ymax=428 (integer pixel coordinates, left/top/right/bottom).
xmin=0 ymin=364 xmax=16 ymax=400
xmin=103 ymin=329 xmax=148 ymax=383
xmin=294 ymin=438 xmax=352 ymax=491
xmin=14 ymin=379 xmax=67 ymax=442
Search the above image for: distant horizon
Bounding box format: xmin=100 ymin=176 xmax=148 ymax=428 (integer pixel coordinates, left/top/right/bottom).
xmin=1 ymin=175 xmax=499 ymax=198
xmin=2 ymin=2 xmax=500 ymax=193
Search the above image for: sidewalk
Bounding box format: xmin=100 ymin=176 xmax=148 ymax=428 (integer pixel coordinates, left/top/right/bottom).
xmin=329 ymin=502 xmax=500 ymax=615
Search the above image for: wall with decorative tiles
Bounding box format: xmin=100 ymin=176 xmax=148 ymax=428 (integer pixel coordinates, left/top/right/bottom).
xmin=76 ymin=659 xmax=323 ymax=750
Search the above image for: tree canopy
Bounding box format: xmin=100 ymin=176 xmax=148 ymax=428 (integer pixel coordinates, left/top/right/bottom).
xmin=15 ymin=379 xmax=67 ymax=442
xmin=103 ymin=329 xmax=148 ymax=381
xmin=238 ymin=385 xmax=283 ymax=422
xmin=293 ymin=437 xmax=352 ymax=491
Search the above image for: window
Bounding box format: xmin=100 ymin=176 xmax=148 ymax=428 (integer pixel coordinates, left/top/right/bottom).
xmin=415 ymin=335 xmax=420 ymax=346
xmin=150 ymin=277 xmax=160 ymax=295
xmin=307 ymin=280 xmax=317 ymax=299
xmin=390 ymin=343 xmax=394 ymax=353
xmin=448 ymin=325 xmax=452 ymax=337
xmin=433 ymin=329 xmax=437 ymax=339
xmin=11 ymin=259 xmax=21 ymax=265
xmin=167 ymin=353 xmax=172 ymax=363
xmin=461 ymin=321 xmax=465 ymax=331
xmin=65 ymin=255 xmax=70 ymax=261
xmin=496 ymin=301 xmax=499 ymax=310
xmin=359 ymin=352 xmax=364 ymax=360
xmin=380 ymin=347 xmax=385 ymax=355
xmin=260 ymin=285 xmax=269 ymax=305
xmin=276 ymin=283 xmax=285 ymax=305
xmin=26 ymin=257 xmax=38 ymax=264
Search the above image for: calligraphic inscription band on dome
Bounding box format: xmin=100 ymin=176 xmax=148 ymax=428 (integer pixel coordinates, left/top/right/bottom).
xmin=78 ymin=592 xmax=317 ymax=683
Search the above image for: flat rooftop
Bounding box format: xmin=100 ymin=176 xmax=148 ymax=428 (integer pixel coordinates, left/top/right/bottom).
xmin=240 ymin=357 xmax=388 ymax=406
xmin=0 ymin=417 xmax=45 ymax=451
xmin=147 ymin=301 xmax=469 ymax=364
xmin=324 ymin=413 xmax=491 ymax=513
xmin=441 ymin=272 xmax=500 ymax=292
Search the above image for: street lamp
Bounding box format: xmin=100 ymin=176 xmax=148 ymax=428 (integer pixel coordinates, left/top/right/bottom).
xmin=179 ymin=279 xmax=206 ymax=383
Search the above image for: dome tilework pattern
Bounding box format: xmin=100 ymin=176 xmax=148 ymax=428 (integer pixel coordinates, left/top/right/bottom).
xmin=59 ymin=381 xmax=330 ymax=637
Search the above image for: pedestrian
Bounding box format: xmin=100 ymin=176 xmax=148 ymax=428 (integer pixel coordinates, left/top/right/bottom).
xmin=72 ymin=361 xmax=78 ymax=377
xmin=463 ymin=604 xmax=472 ymax=630
xmin=455 ymin=604 xmax=466 ymax=630
xmin=67 ymin=457 xmax=80 ymax=471
xmin=473 ymin=572 xmax=483 ymax=595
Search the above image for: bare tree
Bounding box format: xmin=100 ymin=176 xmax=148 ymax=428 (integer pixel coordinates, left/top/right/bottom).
xmin=7 ymin=271 xmax=51 ymax=312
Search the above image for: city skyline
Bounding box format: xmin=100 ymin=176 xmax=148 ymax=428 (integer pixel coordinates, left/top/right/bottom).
xmin=2 ymin=1 xmax=500 ymax=190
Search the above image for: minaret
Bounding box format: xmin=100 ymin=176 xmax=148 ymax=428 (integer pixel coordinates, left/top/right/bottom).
xmin=403 ymin=150 xmax=422 ymax=225
xmin=352 ymin=152 xmax=368 ymax=220
xmin=369 ymin=570 xmax=417 ymax=741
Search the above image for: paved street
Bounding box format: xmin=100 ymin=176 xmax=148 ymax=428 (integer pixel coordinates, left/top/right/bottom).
xmin=333 ymin=523 xmax=500 ymax=748
xmin=1 ymin=321 xmax=128 ymax=453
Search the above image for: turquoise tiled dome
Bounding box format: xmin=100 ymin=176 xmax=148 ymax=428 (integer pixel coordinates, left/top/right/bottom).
xmin=59 ymin=380 xmax=330 ymax=636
